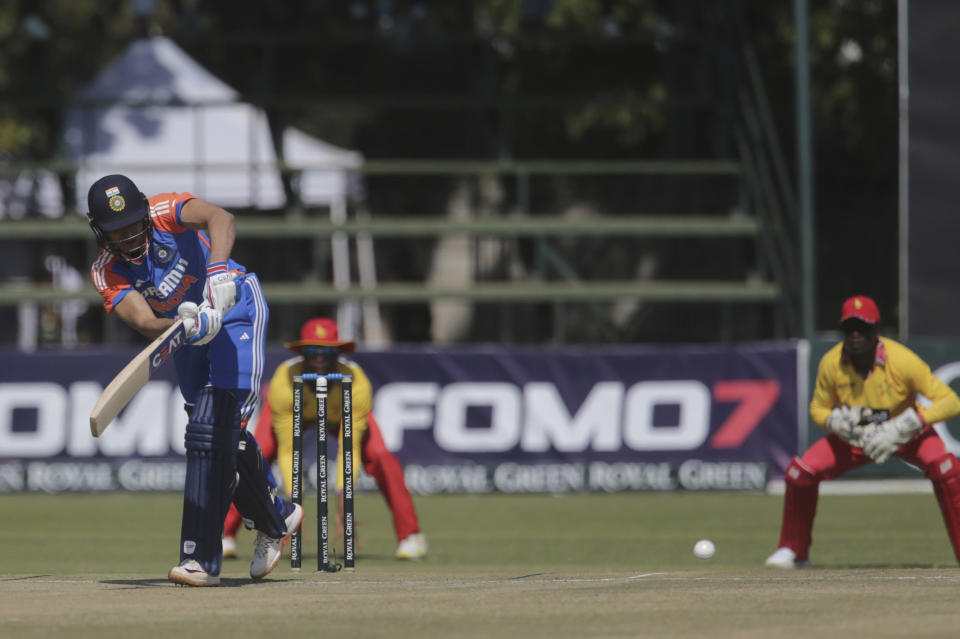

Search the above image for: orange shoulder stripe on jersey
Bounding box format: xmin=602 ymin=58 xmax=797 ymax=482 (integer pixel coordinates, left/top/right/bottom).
xmin=149 ymin=192 xmax=196 ymax=233
xmin=91 ymin=249 xmax=128 ymax=292
xmin=90 ymin=249 xmax=131 ymax=312
xmin=90 ymin=249 xmax=113 ymax=292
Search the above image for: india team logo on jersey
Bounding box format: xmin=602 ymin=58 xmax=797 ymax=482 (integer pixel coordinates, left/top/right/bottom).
xmin=105 ymin=186 xmax=125 ymax=212
xmin=153 ymin=242 xmax=173 ymax=263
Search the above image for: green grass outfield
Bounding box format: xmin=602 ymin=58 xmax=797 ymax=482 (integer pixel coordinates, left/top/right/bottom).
xmin=2 ymin=491 xmax=960 ymax=638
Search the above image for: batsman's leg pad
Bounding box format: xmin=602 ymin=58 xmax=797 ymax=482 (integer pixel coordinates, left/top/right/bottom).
xmin=232 ymin=428 xmax=287 ymax=539
xmin=778 ymin=457 xmax=819 ymax=561
xmin=925 ymin=453 xmax=960 ymax=563
xmin=180 ymin=387 xmax=240 ymax=576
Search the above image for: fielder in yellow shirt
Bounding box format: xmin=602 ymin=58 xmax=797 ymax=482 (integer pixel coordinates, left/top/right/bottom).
xmin=268 ymin=337 xmax=373 ymax=495
xmin=766 ymin=295 xmax=960 ymax=568
xmin=255 ymin=318 xmax=426 ymax=559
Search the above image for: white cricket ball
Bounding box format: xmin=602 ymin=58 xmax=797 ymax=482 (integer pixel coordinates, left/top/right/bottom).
xmin=693 ymin=539 xmax=715 ymax=560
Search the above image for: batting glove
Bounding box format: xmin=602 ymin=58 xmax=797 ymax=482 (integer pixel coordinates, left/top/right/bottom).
xmin=860 ymin=407 xmax=924 ymax=464
xmin=178 ymin=301 xmax=222 ymax=346
xmin=203 ymin=262 xmax=238 ymax=315
xmin=825 ymin=405 xmax=866 ymax=446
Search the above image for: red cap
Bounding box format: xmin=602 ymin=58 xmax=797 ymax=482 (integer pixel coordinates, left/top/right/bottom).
xmin=283 ymin=317 xmax=355 ymax=354
xmin=840 ymin=295 xmax=881 ymax=325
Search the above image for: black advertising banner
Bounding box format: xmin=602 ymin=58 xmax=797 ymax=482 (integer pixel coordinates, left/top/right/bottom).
xmin=0 ymin=342 xmax=802 ymax=493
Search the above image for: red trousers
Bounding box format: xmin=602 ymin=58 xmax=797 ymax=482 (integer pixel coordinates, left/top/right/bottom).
xmin=802 ymin=428 xmax=947 ymax=480
xmin=777 ymin=428 xmax=960 ymax=561
xmin=224 ymin=407 xmax=420 ymax=542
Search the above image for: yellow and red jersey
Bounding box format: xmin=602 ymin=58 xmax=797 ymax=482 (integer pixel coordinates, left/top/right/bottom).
xmin=810 ymin=336 xmax=960 ymax=428
xmin=267 ymin=356 xmax=373 ymax=493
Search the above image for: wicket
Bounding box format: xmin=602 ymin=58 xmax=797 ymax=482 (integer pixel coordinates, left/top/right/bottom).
xmin=290 ymin=372 xmax=355 ymax=573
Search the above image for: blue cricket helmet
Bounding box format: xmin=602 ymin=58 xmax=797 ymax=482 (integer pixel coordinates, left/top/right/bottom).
xmin=86 ymin=174 xmax=150 ymax=232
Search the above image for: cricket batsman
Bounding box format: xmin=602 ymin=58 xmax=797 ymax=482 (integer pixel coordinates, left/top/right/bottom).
xmin=86 ymin=174 xmax=303 ymax=586
xmin=766 ymin=295 xmax=960 ymax=567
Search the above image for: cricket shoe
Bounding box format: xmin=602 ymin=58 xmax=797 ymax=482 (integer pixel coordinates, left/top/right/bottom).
xmin=764 ymin=547 xmax=811 ymax=569
xmin=395 ymin=532 xmax=428 ymax=560
xmin=222 ymin=535 xmax=238 ymax=559
xmin=168 ymin=559 xmax=220 ymax=587
xmin=250 ymin=502 xmax=303 ymax=579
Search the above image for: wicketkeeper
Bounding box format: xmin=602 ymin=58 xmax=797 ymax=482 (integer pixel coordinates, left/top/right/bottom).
xmin=87 ymin=174 xmax=303 ymax=586
xmin=766 ymin=295 xmax=960 ymax=567
xmin=222 ymin=317 xmax=428 ymax=560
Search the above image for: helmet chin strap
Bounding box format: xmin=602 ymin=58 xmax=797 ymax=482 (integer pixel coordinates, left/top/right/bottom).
xmin=101 ymin=217 xmax=153 ymax=264
xmin=122 ymin=251 xmax=147 ymax=265
xmin=118 ymin=237 xmax=150 ymax=264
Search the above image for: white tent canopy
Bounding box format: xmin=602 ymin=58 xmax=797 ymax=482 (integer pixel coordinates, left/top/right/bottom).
xmin=54 ymin=36 xmax=382 ymax=345
xmin=64 ymin=36 xmax=362 ymax=210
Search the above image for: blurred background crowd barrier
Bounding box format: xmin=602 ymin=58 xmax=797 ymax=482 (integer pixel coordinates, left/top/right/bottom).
xmin=0 ymin=2 xmax=818 ymax=348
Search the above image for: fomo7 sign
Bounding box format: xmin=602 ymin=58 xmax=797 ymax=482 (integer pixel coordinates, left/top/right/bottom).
xmin=0 ymin=342 xmax=803 ymax=493
xmin=355 ymin=343 xmax=802 ymax=471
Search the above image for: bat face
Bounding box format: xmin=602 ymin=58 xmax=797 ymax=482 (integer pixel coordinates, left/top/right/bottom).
xmin=90 ymin=321 xmax=186 ymax=437
xmin=150 ymin=323 xmax=186 ymax=372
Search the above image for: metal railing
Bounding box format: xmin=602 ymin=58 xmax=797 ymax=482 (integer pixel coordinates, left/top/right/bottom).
xmin=1 ymin=158 xmax=780 ymax=343
xmin=0 ymin=212 xmax=757 ymax=239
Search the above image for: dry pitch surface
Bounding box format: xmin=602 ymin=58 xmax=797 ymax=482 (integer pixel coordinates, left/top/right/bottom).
xmin=5 ymin=569 xmax=960 ymax=638
xmin=3 ymin=492 xmax=960 ymax=638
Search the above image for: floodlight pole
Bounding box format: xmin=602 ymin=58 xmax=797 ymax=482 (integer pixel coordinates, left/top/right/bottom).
xmin=794 ymin=0 xmax=815 ymax=340
xmin=897 ymin=0 xmax=909 ymax=340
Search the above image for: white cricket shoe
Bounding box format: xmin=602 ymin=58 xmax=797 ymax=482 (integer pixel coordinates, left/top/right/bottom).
xmin=764 ymin=547 xmax=811 ymax=568
xmin=250 ymin=503 xmax=304 ymax=579
xmin=168 ymin=559 xmax=220 ymax=587
xmin=222 ymin=536 xmax=238 ymax=559
xmin=395 ymin=532 xmax=428 ymax=560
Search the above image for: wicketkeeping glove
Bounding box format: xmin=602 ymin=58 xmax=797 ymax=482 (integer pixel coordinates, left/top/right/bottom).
xmin=203 ymin=262 xmax=238 ymax=315
xmin=825 ymin=405 xmax=866 ymax=446
xmin=177 ymin=301 xmax=222 ymax=346
xmin=860 ymin=407 xmax=924 ymax=464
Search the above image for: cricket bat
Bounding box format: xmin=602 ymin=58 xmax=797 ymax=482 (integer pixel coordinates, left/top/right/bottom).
xmin=90 ymin=320 xmax=187 ymax=437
